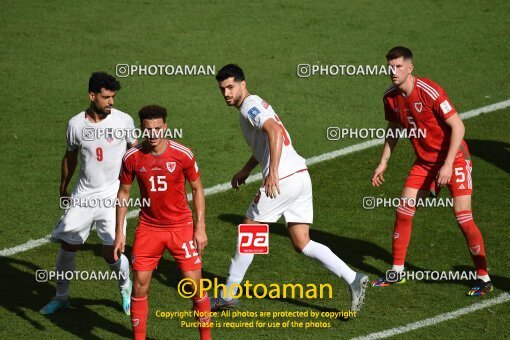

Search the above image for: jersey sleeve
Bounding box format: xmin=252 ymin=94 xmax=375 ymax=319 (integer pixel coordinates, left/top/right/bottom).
xmin=119 ymin=154 xmax=136 ymax=185
xmin=241 ymin=100 xmax=275 ymax=130
xmin=124 ymin=114 xmax=137 ymax=145
xmin=383 ymin=96 xmax=399 ymax=122
xmin=66 ymin=120 xmax=79 ymax=151
xmin=183 ymin=155 xmax=200 ymax=183
xmin=433 ymin=88 xmax=457 ymax=120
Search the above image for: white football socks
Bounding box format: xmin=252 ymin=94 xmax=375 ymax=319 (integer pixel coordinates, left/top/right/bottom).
xmin=301 ymin=240 xmax=356 ymax=285
xmin=108 ymin=253 xmax=131 ymax=290
xmin=55 ymin=249 xmax=76 ymax=299
xmin=222 ymin=240 xmax=357 ymax=300
xmin=222 ymin=252 xmax=254 ymax=301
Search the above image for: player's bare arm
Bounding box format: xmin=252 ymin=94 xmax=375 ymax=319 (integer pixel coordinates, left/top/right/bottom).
xmin=60 ymin=148 xmax=78 ymax=198
xmin=231 ymin=155 xmax=259 ymax=189
xmin=189 ymin=178 xmax=207 ymax=256
xmin=371 ymin=121 xmax=401 ymax=187
xmin=262 ymin=118 xmax=283 ymax=198
xmin=437 ymin=113 xmax=465 ymax=186
xmin=113 ymin=183 xmax=131 ymax=261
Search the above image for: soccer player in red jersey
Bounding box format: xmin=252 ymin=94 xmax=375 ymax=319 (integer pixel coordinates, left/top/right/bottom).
xmin=113 ymin=105 xmax=211 ymax=340
xmin=371 ymin=46 xmax=492 ymax=296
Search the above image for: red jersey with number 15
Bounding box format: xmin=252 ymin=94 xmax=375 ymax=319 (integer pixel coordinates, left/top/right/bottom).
xmin=119 ymin=140 xmax=200 ymax=228
xmin=383 ymin=77 xmax=470 ymax=164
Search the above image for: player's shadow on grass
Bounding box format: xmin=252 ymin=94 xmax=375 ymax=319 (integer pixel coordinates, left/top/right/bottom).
xmin=0 ymin=257 xmax=52 ymax=331
xmin=0 ymin=255 xmax=131 ymax=339
xmin=125 ymin=237 xmax=349 ymax=317
xmin=44 ymin=297 xmax=132 ymax=339
xmin=81 ymin=244 xmax=349 ymax=326
xmin=76 ymin=237 xmax=333 ymax=316
xmin=217 ymin=214 xmax=501 ymax=287
xmin=218 ymin=213 xmax=397 ymax=277
xmin=465 ymin=139 xmax=510 ymax=173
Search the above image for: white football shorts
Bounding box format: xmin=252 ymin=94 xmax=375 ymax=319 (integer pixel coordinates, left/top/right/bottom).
xmin=51 ymin=192 xmax=127 ymax=246
xmin=246 ymin=170 xmax=313 ymax=224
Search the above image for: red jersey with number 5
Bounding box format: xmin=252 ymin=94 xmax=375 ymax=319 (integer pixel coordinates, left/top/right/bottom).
xmin=383 ymin=77 xmax=469 ymax=164
xmin=119 ymin=140 xmax=200 ymax=228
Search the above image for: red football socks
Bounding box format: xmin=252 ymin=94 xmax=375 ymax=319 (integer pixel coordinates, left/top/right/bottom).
xmin=131 ymin=295 xmax=148 ymax=340
xmin=455 ymin=210 xmax=488 ymax=276
xmin=392 ymin=205 xmax=416 ymax=266
xmin=193 ymin=293 xmax=212 ymax=340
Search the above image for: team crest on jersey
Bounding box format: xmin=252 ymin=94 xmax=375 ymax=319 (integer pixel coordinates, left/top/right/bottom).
xmin=105 ymin=128 xmax=114 ymax=143
xmin=261 ymin=100 xmax=269 ymax=109
xmin=166 ymin=162 xmax=176 ymax=173
xmin=414 ymin=102 xmax=423 ymax=113
xmin=131 ymin=318 xmax=140 ymax=327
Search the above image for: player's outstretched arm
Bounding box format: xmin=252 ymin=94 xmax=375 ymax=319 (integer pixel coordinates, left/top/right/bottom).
xmin=371 ymin=121 xmax=401 ymax=187
xmin=262 ymin=118 xmax=283 ymax=198
xmin=437 ymin=113 xmax=465 ymax=186
xmin=189 ymin=178 xmax=207 ymax=256
xmin=231 ymin=156 xmax=259 ymax=189
xmin=60 ymin=149 xmax=78 ymax=197
xmin=113 ymin=183 xmax=131 ymax=261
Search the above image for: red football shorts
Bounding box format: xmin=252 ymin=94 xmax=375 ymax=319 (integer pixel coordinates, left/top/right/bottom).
xmin=405 ymin=157 xmax=473 ymax=197
xmin=131 ymin=223 xmax=202 ymax=272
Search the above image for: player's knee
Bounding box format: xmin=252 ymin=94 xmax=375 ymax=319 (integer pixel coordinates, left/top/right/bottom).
xmin=61 ymin=241 xmax=80 ymax=252
xmin=133 ymin=281 xmax=149 ymax=297
xmin=292 ymin=239 xmax=310 ymax=253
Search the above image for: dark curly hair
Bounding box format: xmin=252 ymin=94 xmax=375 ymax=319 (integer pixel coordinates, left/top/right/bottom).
xmin=138 ymin=105 xmax=167 ymax=124
xmin=88 ymin=72 xmax=121 ymax=93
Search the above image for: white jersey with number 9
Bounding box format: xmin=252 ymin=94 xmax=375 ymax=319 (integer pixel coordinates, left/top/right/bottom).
xmin=66 ymin=108 xmax=136 ymax=198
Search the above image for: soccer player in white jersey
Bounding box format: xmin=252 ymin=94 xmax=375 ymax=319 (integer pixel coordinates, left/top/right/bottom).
xmin=40 ymin=72 xmax=137 ymax=315
xmin=211 ymin=64 xmax=369 ymax=312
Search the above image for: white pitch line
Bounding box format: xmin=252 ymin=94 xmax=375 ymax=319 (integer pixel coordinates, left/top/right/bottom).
xmin=1 ymin=99 xmax=509 ymax=258
xmin=352 ymin=293 xmax=510 ymax=340
xmin=0 ymin=236 xmax=53 ymax=257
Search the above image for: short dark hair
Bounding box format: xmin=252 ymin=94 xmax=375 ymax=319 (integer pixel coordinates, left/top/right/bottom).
xmin=138 ymin=105 xmax=167 ymax=124
xmin=88 ymin=72 xmax=121 ymax=93
xmin=216 ymin=64 xmax=245 ymax=82
xmin=386 ymin=46 xmax=413 ymax=61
